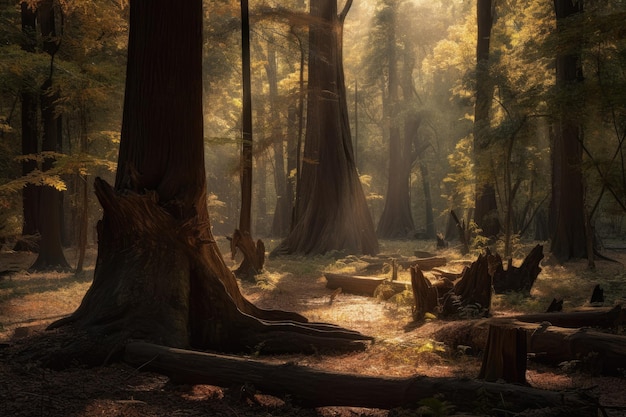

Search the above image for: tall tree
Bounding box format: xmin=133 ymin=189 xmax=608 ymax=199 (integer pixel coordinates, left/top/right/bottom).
xmin=231 ymin=0 xmax=265 ymax=280
xmin=50 ymin=0 xmax=368 ymax=363
xmin=550 ymin=0 xmax=587 ymax=261
xmin=273 ymin=0 xmax=379 ymax=256
xmin=14 ymin=2 xmax=39 ymax=252
xmin=473 ymin=0 xmax=500 ymax=238
xmin=30 ymin=0 xmax=70 ymax=271
xmin=375 ymin=1 xmax=417 ymax=239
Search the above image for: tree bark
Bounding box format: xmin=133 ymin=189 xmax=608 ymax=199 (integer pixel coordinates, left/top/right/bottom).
xmin=30 ymin=0 xmax=70 ymax=271
xmin=15 ymin=2 xmax=39 ymax=252
xmin=48 ymin=0 xmax=370 ymax=364
xmin=491 ymin=244 xmax=544 ymax=294
xmin=478 ymin=324 xmax=527 ymax=384
xmin=550 ymin=0 xmax=587 ymax=262
xmin=376 ymin=4 xmax=417 ymax=239
xmin=124 ymin=341 xmax=598 ymax=413
xmin=325 ymin=272 xmax=406 ymax=297
xmin=473 ymin=0 xmax=500 ymax=238
xmin=272 ymin=0 xmax=378 ymax=256
xmin=410 ymin=267 xmax=439 ymax=321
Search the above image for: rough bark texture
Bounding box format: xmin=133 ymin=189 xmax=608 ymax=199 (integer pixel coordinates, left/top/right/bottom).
xmin=410 ymin=266 xmax=439 ymax=321
xmin=48 ymin=0 xmax=370 ymax=364
xmin=124 ymin=341 xmax=598 ymax=413
xmin=440 ymin=252 xmax=493 ymax=318
xmin=273 ymin=0 xmax=378 ymax=256
xmin=478 ymin=324 xmax=527 ymax=384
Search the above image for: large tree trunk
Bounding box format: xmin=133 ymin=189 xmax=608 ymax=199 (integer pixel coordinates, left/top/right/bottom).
xmin=273 ymin=0 xmax=378 ymax=256
xmin=30 ymin=0 xmax=70 ymax=271
xmin=376 ymin=4 xmax=416 ymax=239
xmin=124 ymin=341 xmax=598 ymax=413
xmin=48 ymin=0 xmax=369 ymax=365
xmin=267 ymin=39 xmax=290 ymax=237
xmin=550 ymin=0 xmax=587 ymax=262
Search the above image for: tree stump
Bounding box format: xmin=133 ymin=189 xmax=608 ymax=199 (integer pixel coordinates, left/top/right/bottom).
xmin=410 ymin=266 xmax=439 ymax=321
xmin=478 ymin=324 xmax=527 ymax=384
xmin=230 ymin=229 xmax=265 ymax=281
xmin=440 ymin=252 xmax=492 ymax=318
xmin=491 ymin=244 xmax=544 ymax=294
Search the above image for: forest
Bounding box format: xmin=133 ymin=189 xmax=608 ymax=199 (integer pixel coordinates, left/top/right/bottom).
xmin=1 ymin=0 xmax=626 ymax=416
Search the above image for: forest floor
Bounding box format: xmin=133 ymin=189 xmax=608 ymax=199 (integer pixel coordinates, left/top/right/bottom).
xmin=1 ymin=238 xmax=626 ymax=416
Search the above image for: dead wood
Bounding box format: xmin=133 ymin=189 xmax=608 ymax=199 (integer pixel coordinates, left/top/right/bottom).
xmin=324 ymin=272 xmax=406 ymax=296
xmin=478 ymin=324 xmax=527 ymax=384
xmin=546 ymin=298 xmax=563 ymax=312
xmin=229 ymin=229 xmax=265 ymax=281
xmin=124 ymin=341 xmax=598 ymax=413
xmin=450 ymin=210 xmax=470 ymax=254
xmin=491 ymin=244 xmax=544 ymax=294
xmin=513 ymin=304 xmax=625 ymax=329
xmin=410 ymin=266 xmax=439 ymax=321
xmin=358 ymin=256 xmax=446 ymax=274
xmin=435 ymin=317 xmax=626 ymax=375
xmin=439 ymin=253 xmax=492 ymax=319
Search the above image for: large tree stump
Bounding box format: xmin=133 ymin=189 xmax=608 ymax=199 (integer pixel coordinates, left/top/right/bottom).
xmin=478 ymin=324 xmax=527 ymax=384
xmin=491 ymin=244 xmax=544 ymax=294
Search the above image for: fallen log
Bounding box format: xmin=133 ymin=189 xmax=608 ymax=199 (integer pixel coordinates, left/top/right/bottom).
xmin=124 ymin=341 xmax=598 ymax=413
xmin=514 ymin=305 xmax=625 ymax=329
xmin=324 ymin=273 xmax=407 ymax=296
xmin=358 ymin=256 xmax=447 ymax=273
xmin=435 ymin=318 xmax=626 ymax=375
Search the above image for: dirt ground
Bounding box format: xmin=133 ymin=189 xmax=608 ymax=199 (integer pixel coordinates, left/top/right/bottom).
xmin=1 ymin=239 xmax=626 ymax=416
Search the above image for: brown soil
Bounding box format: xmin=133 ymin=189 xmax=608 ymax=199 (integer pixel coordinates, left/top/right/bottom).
xmin=1 ymin=241 xmax=625 ymax=416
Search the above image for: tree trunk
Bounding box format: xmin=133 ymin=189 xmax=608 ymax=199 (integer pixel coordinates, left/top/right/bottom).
xmin=267 ymin=40 xmax=290 ymax=237
xmin=473 ymin=0 xmax=500 ymax=238
xmin=550 ymin=0 xmax=587 ymax=262
xmin=478 ymin=324 xmax=527 ymax=384
xmin=376 ymin=4 xmax=416 ymax=239
xmin=124 ymin=341 xmax=598 ymax=413
xmin=48 ymin=0 xmax=370 ymax=364
xmin=273 ymin=0 xmax=378 ymax=256
xmin=15 ymin=2 xmax=39 ymax=252
xmin=30 ymin=0 xmax=70 ymax=271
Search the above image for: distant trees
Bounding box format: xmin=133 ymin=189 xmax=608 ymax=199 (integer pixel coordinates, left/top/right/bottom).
xmin=0 ymin=0 xmax=125 ymax=260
